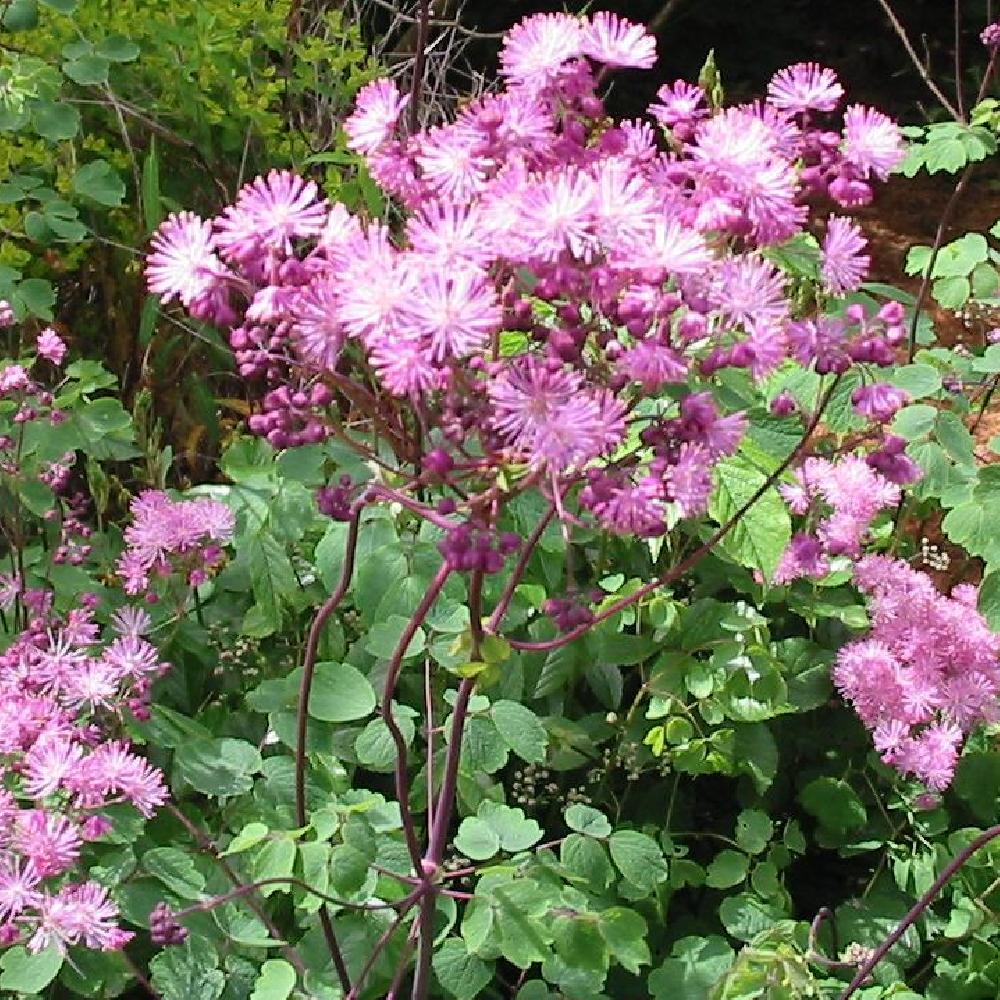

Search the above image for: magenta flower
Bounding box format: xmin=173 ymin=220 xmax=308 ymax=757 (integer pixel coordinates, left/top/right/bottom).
xmin=514 ymin=168 xmax=598 ymax=263
xmin=767 ymin=62 xmax=844 ymax=114
xmin=13 ymin=810 xmax=82 ymax=878
xmin=415 ymin=126 xmax=492 ymax=203
xmin=35 ymin=328 xmax=67 ymax=365
xmin=499 ymin=13 xmax=585 ymax=84
xmin=842 ymin=105 xmax=905 ymax=179
xmin=852 ymin=382 xmax=909 ymax=421
xmin=215 ymin=170 xmax=327 ymax=263
xmin=581 ymin=12 xmax=657 ymax=69
xmin=289 ymin=277 xmax=346 ymax=373
xmin=710 ymin=255 xmax=789 ymax=333
xmin=648 ymin=80 xmax=707 ymax=135
xmin=400 ymin=266 xmax=501 ymax=362
xmin=146 ymin=211 xmax=228 ymax=306
xmin=0 ymin=857 xmax=41 ymax=922
xmin=982 ymin=21 xmax=1000 ymax=48
xmin=344 ymin=78 xmax=410 ymax=155
xmin=489 ymin=358 xmax=625 ymax=471
xmin=836 ymin=556 xmax=1000 ymax=789
xmin=117 ymin=490 xmax=234 ymax=595
xmin=369 ymin=334 xmax=442 ymax=398
xmin=773 ymin=532 xmax=830 ymax=584
xmin=822 ymin=215 xmax=870 ymax=294
xmin=29 ymin=882 xmax=129 ymax=954
xmin=665 ymin=443 xmax=714 ymax=516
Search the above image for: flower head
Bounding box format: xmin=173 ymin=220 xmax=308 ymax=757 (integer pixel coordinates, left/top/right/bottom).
xmin=822 ymin=215 xmax=870 ymax=294
xmin=146 ymin=212 xmax=228 ymax=307
xmin=499 ymin=13 xmax=585 ymax=85
xmin=581 ymin=12 xmax=657 ymax=69
xmin=767 ymin=62 xmax=844 ymax=114
xmin=344 ymin=78 xmax=410 ymax=155
xmin=842 ymin=105 xmax=905 ymax=179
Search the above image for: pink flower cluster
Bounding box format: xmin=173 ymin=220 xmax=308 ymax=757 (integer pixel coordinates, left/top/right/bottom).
xmin=145 ymin=11 xmax=905 ymax=541
xmin=117 ymin=491 xmax=235 ymax=594
xmin=775 ymin=455 xmax=906 ymax=583
xmin=0 ymin=598 xmax=169 ymax=952
xmin=834 ymin=557 xmax=1000 ymax=789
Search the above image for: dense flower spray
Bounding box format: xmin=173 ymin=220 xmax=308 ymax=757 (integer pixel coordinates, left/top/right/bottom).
xmin=0 ymin=596 xmax=169 ymax=951
xmin=144 ymin=11 xmax=941 ymax=794
xmin=146 ymin=11 xmax=905 ymax=544
xmin=834 ymin=557 xmax=1000 ymax=790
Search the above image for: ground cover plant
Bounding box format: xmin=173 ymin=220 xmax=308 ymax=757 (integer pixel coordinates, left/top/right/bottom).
xmin=5 ymin=3 xmax=1000 ymax=999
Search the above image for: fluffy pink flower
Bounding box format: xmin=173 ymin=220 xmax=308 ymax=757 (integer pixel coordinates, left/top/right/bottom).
xmin=400 ymin=267 xmax=501 ymax=361
xmin=489 ymin=358 xmax=625 ymax=470
xmin=842 ymin=105 xmax=905 ymax=179
xmin=499 ymin=13 xmax=585 ymax=84
xmin=146 ymin=212 xmax=228 ymax=306
xmin=822 ymin=215 xmax=870 ymax=294
xmin=35 ymin=328 xmax=67 ymax=365
xmin=13 ymin=810 xmax=81 ymax=878
xmin=344 ymin=78 xmax=410 ymax=155
xmin=837 ymin=557 xmax=1000 ymax=789
xmin=215 ymin=170 xmax=327 ymax=263
xmin=514 ymin=169 xmax=598 ymax=263
xmin=710 ymin=255 xmax=789 ymax=333
xmin=0 ymin=858 xmax=41 ymax=922
xmin=581 ymin=12 xmax=657 ymax=69
xmin=29 ymin=882 xmax=129 ymax=953
xmin=767 ymin=62 xmax=844 ymax=114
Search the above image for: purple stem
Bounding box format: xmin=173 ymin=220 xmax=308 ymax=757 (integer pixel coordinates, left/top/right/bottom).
xmin=346 ymin=888 xmax=424 ymax=1000
xmin=840 ymin=823 xmax=1000 ymax=998
xmin=486 ymin=503 xmax=556 ymax=633
xmin=408 ymin=0 xmax=430 ymax=134
xmin=508 ymin=375 xmax=843 ymax=655
xmin=384 ymin=563 xmax=452 ymax=873
xmin=295 ymin=507 xmax=362 ymax=994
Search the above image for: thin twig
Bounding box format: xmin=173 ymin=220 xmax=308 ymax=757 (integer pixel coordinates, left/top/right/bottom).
xmin=955 ymin=0 xmax=965 ymax=119
xmin=294 ymin=508 xmax=363 ymax=994
xmin=408 ymin=0 xmax=431 ymax=134
xmin=840 ymin=823 xmax=1000 ymax=997
xmin=383 ymin=563 xmax=452 ymax=873
xmin=873 ymin=0 xmax=962 ymax=119
xmin=165 ymin=805 xmax=308 ymax=981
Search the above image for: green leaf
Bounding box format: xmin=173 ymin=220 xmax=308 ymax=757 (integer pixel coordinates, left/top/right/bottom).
xmin=608 ymin=830 xmax=669 ymax=892
xmin=72 ymin=159 xmax=126 ymax=207
xmin=800 ymin=777 xmax=867 ymax=834
xmin=718 ymin=893 xmax=785 ymax=942
xmin=250 ymin=960 xmax=296 ymax=1000
xmin=253 ymin=838 xmax=296 ymax=897
xmin=891 ymin=404 xmax=936 ymax=440
xmin=978 ymin=571 xmax=1000 ymax=630
xmin=17 ymin=278 xmax=56 ymax=320
xmin=95 ymin=34 xmax=141 ymax=62
xmin=355 ymin=713 xmax=416 ymax=771
xmin=454 ymin=817 xmax=501 ymax=861
xmin=561 ymin=835 xmax=614 ymax=891
xmin=564 ymin=804 xmax=612 ymax=838
xmin=150 ymin=939 xmax=224 ymax=1000
xmin=0 ymin=946 xmax=62 ymax=992
xmin=1 ymin=0 xmax=38 ymax=31
xmin=365 ymin=615 xmax=426 ymax=660
xmin=932 ymin=232 xmax=989 ymax=276
xmin=432 ymin=938 xmax=492 ymax=999
xmin=39 ymin=0 xmax=78 ymax=10
xmin=491 ymin=700 xmax=548 ymax=764
xmin=223 ymin=822 xmax=269 ymax=856
xmin=734 ymin=809 xmax=774 ymax=855
xmin=886 ymin=364 xmax=942 ymax=399
xmin=597 ymin=908 xmax=650 ymax=974
xmin=479 ymin=801 xmax=543 ymax=852
xmin=308 ymin=661 xmax=376 ymax=722
xmin=933 ymin=275 xmax=971 ymax=310
xmin=648 ymin=936 xmax=734 ymax=1000
xmin=31 ymin=101 xmax=80 ymax=142
xmin=63 ymin=54 xmax=111 ymax=85
xmin=143 ymin=847 xmax=206 ymax=900
xmin=709 ymin=455 xmax=791 ymax=580
xmin=705 ymin=849 xmax=749 ymax=889
xmin=175 ymin=738 xmax=263 ymax=797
